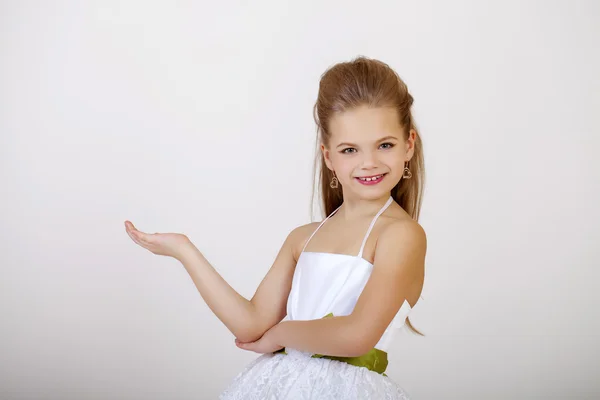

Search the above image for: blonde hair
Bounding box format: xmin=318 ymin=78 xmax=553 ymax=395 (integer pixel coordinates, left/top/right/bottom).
xmin=310 ymin=56 xmax=425 ymax=336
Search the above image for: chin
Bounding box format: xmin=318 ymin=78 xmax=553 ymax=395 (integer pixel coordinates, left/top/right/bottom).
xmin=352 ymin=190 xmax=393 ymax=201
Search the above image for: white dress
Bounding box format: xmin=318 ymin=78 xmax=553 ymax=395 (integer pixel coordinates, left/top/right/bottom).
xmin=220 ymin=197 xmax=413 ymax=399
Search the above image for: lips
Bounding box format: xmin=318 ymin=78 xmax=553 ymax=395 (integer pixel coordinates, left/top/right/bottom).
xmin=355 ymin=173 xmax=387 ymax=185
xmin=356 ymin=173 xmax=386 ymax=181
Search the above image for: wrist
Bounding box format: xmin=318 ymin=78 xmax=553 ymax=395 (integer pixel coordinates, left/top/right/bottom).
xmin=177 ymin=239 xmax=201 ymax=264
xmin=269 ymin=321 xmax=288 ymax=346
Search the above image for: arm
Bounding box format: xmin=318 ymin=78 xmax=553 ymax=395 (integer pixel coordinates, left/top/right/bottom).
xmin=125 ymin=220 xmax=308 ymax=343
xmin=246 ymin=224 xmax=317 ymax=340
xmin=268 ymin=220 xmax=426 ymax=357
xmin=179 ymin=226 xmax=303 ymax=343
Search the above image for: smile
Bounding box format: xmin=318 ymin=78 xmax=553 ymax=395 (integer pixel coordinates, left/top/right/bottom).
xmin=355 ymin=173 xmax=387 ymax=185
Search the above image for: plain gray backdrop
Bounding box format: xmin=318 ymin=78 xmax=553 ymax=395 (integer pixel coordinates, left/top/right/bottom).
xmin=1 ymin=1 xmax=599 ymax=399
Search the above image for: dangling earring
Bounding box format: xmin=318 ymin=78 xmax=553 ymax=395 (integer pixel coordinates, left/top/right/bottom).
xmin=330 ymin=171 xmax=339 ymax=188
xmin=402 ymin=161 xmax=412 ymax=179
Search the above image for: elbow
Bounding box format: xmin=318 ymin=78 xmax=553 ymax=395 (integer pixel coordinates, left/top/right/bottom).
xmin=234 ymin=325 xmax=265 ymax=343
xmin=344 ymin=337 xmax=377 ymax=358
xmin=233 ymin=317 xmax=276 ymax=343
xmin=235 ymin=332 xmax=262 ymax=343
xmin=342 ymin=327 xmax=379 ymax=357
xmin=231 ymin=307 xmax=272 ymax=343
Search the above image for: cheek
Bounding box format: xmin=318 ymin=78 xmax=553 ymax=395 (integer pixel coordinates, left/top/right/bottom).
xmin=331 ymin=155 xmax=354 ymax=174
xmin=383 ymin=149 xmax=406 ymax=167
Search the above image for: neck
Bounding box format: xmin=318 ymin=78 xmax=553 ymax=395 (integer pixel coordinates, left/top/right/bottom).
xmin=336 ymin=194 xmax=391 ymax=221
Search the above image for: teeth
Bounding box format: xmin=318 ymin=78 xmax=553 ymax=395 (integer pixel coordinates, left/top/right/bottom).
xmin=359 ymin=174 xmax=383 ymax=181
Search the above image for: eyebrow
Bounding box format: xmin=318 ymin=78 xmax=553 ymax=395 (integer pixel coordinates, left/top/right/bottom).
xmin=336 ymin=135 xmax=399 ymax=149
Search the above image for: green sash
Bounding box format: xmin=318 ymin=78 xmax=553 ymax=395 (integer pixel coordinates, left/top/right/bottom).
xmin=272 ymin=313 xmax=389 ymax=375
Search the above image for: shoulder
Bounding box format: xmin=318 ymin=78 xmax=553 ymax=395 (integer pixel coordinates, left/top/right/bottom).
xmin=286 ymin=221 xmax=322 ymax=260
xmin=288 ymin=221 xmax=321 ymax=242
xmin=378 ymin=217 xmax=427 ymax=250
xmin=374 ymin=217 xmax=427 ymax=271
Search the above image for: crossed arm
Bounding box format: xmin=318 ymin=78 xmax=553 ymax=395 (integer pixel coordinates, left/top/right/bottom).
xmin=125 ymin=218 xmax=425 ymax=357
xmin=236 ymin=220 xmax=426 ymax=357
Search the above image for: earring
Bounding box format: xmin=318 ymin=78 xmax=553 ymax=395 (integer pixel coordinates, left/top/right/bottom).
xmin=330 ymin=171 xmax=339 ymax=188
xmin=402 ymin=162 xmax=412 ymax=179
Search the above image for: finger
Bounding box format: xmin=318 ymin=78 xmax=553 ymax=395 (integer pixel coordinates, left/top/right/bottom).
xmin=126 ymin=227 xmax=150 ymax=248
xmin=126 ymin=221 xmax=146 ymax=236
xmin=126 ymin=229 xmax=146 ymax=248
xmin=127 ymin=225 xmax=146 ymax=240
xmin=125 ymin=221 xmax=137 ymax=233
xmin=126 ymin=223 xmax=145 ymax=242
xmin=125 ymin=224 xmax=139 ymax=239
xmin=137 ymin=232 xmax=156 ymax=246
xmin=125 ymin=226 xmax=137 ymax=242
xmin=126 ymin=223 xmax=157 ymax=243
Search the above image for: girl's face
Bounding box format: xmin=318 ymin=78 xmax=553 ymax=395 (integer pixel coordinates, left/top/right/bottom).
xmin=322 ymin=105 xmax=416 ymax=200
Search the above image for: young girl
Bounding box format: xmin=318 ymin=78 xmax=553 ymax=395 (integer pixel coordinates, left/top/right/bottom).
xmin=125 ymin=56 xmax=426 ymax=399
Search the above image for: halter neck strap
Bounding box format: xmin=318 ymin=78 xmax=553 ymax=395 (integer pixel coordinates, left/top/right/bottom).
xmin=301 ymin=203 xmax=342 ymax=253
xmin=358 ymin=196 xmax=394 ymax=258
xmin=301 ymin=196 xmax=394 ymax=256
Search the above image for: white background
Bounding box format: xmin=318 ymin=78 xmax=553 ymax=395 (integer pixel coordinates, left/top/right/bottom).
xmin=1 ymin=1 xmax=599 ymax=399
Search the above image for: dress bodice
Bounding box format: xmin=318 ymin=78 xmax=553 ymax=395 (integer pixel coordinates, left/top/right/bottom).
xmin=285 ymin=196 xmax=413 ymax=351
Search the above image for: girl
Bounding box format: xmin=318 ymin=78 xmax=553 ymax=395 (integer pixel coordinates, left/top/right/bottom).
xmin=125 ymin=56 xmax=426 ymax=399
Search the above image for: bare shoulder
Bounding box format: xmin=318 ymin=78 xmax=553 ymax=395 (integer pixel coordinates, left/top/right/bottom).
xmin=287 ymin=221 xmax=322 ymax=261
xmin=378 ymin=202 xmax=426 ymax=246
xmin=379 ymin=217 xmax=427 ymax=251
xmin=374 ymin=211 xmax=427 ymax=271
xmin=371 ymin=216 xmax=426 ymax=306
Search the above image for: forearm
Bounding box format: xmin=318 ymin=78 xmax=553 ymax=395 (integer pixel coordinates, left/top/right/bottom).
xmin=271 ymin=316 xmax=369 ymax=358
xmin=178 ymin=245 xmax=262 ymax=342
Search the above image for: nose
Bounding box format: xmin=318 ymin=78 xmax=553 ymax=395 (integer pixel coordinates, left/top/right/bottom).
xmin=360 ymin=150 xmax=378 ymax=169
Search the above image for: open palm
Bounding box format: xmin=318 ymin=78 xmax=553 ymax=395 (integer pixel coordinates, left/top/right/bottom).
xmin=124 ymin=220 xmax=192 ymax=260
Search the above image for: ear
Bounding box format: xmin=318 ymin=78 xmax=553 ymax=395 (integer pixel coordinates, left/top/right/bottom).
xmin=320 ymin=143 xmax=334 ymax=171
xmin=405 ymin=129 xmax=417 ymax=162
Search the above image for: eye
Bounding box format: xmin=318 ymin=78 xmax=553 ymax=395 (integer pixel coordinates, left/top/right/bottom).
xmin=341 ymin=148 xmax=357 ymax=154
xmin=379 ymin=142 xmax=395 ymax=150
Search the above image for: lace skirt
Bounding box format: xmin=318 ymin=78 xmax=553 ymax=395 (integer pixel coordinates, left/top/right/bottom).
xmin=219 ymin=348 xmax=411 ymax=400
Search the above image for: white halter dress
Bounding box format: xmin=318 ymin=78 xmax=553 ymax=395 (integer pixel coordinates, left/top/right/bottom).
xmin=220 ymin=197 xmax=413 ymax=399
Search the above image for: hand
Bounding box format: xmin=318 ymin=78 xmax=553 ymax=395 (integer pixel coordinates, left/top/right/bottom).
xmin=124 ymin=220 xmax=194 ymax=261
xmin=235 ymin=327 xmax=283 ymax=354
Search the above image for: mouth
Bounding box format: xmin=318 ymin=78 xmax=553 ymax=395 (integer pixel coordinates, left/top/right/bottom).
xmin=355 ymin=173 xmax=387 ymax=185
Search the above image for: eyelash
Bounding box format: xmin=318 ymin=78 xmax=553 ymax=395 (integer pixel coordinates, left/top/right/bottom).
xmin=340 ymin=142 xmax=395 ymax=154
